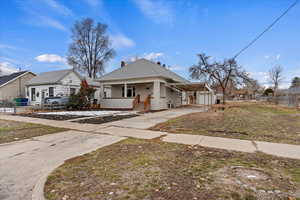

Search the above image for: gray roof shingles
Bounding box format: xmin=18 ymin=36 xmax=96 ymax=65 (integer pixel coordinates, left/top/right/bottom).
xmin=98 ymin=59 xmax=189 ymax=83
xmin=26 ymin=69 xmax=71 ymax=86
xmin=0 ymin=71 xmax=29 ymax=87
xmin=26 ymin=69 xmax=99 ymax=87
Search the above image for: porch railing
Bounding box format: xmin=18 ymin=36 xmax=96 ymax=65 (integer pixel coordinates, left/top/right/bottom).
xmin=132 ymin=94 xmax=140 ymax=109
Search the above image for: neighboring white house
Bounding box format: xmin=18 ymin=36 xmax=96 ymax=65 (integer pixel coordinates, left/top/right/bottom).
xmin=97 ymin=59 xmax=215 ymax=111
xmin=26 ymin=69 xmax=100 ymax=105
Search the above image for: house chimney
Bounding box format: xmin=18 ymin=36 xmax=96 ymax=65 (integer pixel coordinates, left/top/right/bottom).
xmin=157 ymin=61 xmax=161 ymax=65
xmin=121 ymin=61 xmax=126 ymax=67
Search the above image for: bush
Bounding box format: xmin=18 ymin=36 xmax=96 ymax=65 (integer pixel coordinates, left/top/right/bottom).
xmin=67 ymin=80 xmax=96 ymax=109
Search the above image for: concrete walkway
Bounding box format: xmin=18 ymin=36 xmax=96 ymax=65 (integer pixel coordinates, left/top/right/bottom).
xmin=1 ymin=106 xmax=300 ymax=200
xmin=0 ymin=107 xmax=205 ymax=130
xmin=162 ymin=134 xmax=300 ymax=159
xmin=0 ymin=131 xmax=124 ymax=200
xmin=104 ymin=107 xmax=207 ymax=129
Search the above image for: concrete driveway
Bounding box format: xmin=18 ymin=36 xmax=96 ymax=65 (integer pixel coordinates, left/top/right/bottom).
xmin=0 ymin=131 xmax=124 ymax=200
xmin=105 ymin=106 xmax=207 ymax=129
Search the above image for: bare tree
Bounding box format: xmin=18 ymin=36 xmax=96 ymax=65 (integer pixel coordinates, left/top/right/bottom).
xmin=268 ymin=65 xmax=284 ymax=94
xmin=67 ymin=18 xmax=115 ymax=78
xmin=243 ymin=78 xmax=263 ymax=98
xmin=189 ymin=53 xmax=251 ymax=104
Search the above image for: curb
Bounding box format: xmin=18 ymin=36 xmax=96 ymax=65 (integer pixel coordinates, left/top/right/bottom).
xmin=32 ymin=169 xmax=52 ymax=200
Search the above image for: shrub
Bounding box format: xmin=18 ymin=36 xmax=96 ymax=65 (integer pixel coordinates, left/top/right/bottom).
xmin=67 ymin=80 xmax=96 ymax=109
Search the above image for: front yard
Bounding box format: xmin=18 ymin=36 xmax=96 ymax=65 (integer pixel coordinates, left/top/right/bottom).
xmin=151 ymin=102 xmax=300 ymax=145
xmin=0 ymin=119 xmax=66 ymax=144
xmin=45 ymin=138 xmax=300 ymax=200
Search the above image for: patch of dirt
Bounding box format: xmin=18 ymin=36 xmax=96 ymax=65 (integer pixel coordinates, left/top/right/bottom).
xmin=44 ymin=139 xmax=300 ymax=200
xmin=18 ymin=113 xmax=86 ymax=120
xmin=74 ymin=114 xmax=139 ymax=124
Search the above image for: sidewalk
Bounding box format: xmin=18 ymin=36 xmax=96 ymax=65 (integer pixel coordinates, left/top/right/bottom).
xmin=1 ymin=112 xmax=300 ymax=160
xmin=0 ymin=130 xmax=123 ymax=200
xmin=162 ymin=134 xmax=300 ymax=159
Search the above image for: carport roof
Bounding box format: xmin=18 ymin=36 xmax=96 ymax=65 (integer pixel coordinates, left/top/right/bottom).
xmin=169 ymin=82 xmax=212 ymax=91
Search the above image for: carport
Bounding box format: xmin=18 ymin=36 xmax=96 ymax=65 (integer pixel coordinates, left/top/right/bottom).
xmin=169 ymin=82 xmax=216 ymax=105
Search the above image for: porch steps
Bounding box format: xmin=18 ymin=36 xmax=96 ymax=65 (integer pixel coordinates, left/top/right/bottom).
xmin=133 ymin=102 xmax=145 ymax=111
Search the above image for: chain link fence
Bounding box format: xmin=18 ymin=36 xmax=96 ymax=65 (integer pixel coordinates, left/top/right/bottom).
xmin=258 ymin=94 xmax=300 ymax=108
xmin=0 ymin=100 xmax=17 ymax=113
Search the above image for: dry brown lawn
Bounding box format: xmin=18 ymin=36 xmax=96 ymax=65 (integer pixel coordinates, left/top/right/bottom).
xmin=151 ymin=102 xmax=300 ymax=145
xmin=0 ymin=119 xmax=66 ymax=144
xmin=44 ymin=138 xmax=300 ymax=200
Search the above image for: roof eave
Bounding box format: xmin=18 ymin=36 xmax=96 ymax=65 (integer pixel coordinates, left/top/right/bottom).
xmin=0 ymin=71 xmax=35 ymax=88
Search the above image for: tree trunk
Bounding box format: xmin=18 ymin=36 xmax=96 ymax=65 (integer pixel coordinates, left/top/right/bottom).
xmin=222 ymin=88 xmax=226 ymax=105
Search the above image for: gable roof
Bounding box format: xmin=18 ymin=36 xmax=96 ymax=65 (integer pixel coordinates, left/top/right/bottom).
xmin=26 ymin=69 xmax=74 ymax=86
xmin=98 ymin=59 xmax=189 ymax=83
xmin=26 ymin=69 xmax=99 ymax=87
xmin=0 ymin=71 xmax=32 ymax=88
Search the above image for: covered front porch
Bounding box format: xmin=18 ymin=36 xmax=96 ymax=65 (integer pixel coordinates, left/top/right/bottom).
xmin=99 ymin=79 xmax=182 ymax=111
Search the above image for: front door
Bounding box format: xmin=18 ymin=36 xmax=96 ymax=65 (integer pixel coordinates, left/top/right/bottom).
xmin=41 ymin=91 xmax=46 ymax=104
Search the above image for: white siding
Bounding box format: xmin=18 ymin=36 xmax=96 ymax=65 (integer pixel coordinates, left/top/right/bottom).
xmin=60 ymin=72 xmax=82 ymax=86
xmin=197 ymin=92 xmax=216 ymax=105
xmin=26 ymin=72 xmax=102 ymax=105
xmin=100 ymin=78 xmax=183 ymax=110
xmin=101 ymin=98 xmax=133 ymax=109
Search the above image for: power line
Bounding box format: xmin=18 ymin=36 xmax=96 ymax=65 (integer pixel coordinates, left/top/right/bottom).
xmin=233 ymin=0 xmax=298 ymax=59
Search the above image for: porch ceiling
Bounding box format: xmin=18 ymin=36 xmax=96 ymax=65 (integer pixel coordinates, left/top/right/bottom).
xmin=169 ymin=83 xmax=208 ymax=91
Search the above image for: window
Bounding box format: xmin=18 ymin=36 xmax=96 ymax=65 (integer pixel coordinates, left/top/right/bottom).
xmin=122 ymin=86 xmax=135 ymax=98
xmin=70 ymin=88 xmax=76 ymax=95
xmin=31 ymin=88 xmax=36 ymax=101
xmin=49 ymin=87 xmax=54 ymax=97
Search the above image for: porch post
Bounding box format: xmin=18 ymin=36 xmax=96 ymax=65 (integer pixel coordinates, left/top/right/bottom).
xmin=153 ymin=81 xmax=160 ymax=110
xmin=100 ymin=84 xmax=104 ymax=99
xmin=124 ymin=83 xmax=127 ymax=98
xmin=153 ymin=81 xmax=160 ymax=98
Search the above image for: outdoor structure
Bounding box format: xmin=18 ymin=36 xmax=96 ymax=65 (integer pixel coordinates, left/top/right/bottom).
xmin=26 ymin=69 xmax=100 ymax=105
xmin=0 ymin=71 xmax=36 ymax=101
xmin=98 ymin=59 xmax=215 ymax=111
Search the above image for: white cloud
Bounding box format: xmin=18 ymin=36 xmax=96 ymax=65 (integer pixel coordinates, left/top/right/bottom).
xmin=111 ymin=34 xmax=135 ymax=49
xmin=264 ymin=54 xmax=281 ymax=61
xmin=35 ymin=54 xmax=65 ymax=63
xmin=132 ymin=0 xmax=174 ymax=24
xmin=37 ymin=15 xmax=67 ymax=31
xmin=0 ymin=44 xmax=16 ymax=50
xmin=0 ymin=62 xmax=18 ymax=75
xmin=84 ymin=0 xmax=101 ymax=7
xmin=143 ymin=52 xmax=164 ymax=60
xmin=18 ymin=0 xmax=68 ymax=32
xmin=124 ymin=52 xmax=164 ymax=63
xmin=42 ymin=0 xmax=73 ymax=16
xmin=249 ymin=71 xmax=269 ymax=87
xmin=168 ymin=65 xmax=184 ymax=71
xmin=276 ymin=54 xmax=281 ymax=60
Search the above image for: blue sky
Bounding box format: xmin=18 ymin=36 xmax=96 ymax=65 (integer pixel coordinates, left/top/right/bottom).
xmin=0 ymin=0 xmax=299 ymax=88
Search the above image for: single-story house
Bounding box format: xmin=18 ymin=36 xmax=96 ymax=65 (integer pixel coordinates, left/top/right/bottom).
xmin=26 ymin=69 xmax=100 ymax=105
xmin=0 ymin=71 xmax=36 ymax=101
xmin=98 ymin=59 xmax=215 ymax=111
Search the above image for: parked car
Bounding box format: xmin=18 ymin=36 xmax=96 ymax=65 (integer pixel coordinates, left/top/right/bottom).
xmin=43 ymin=96 xmax=69 ymax=109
